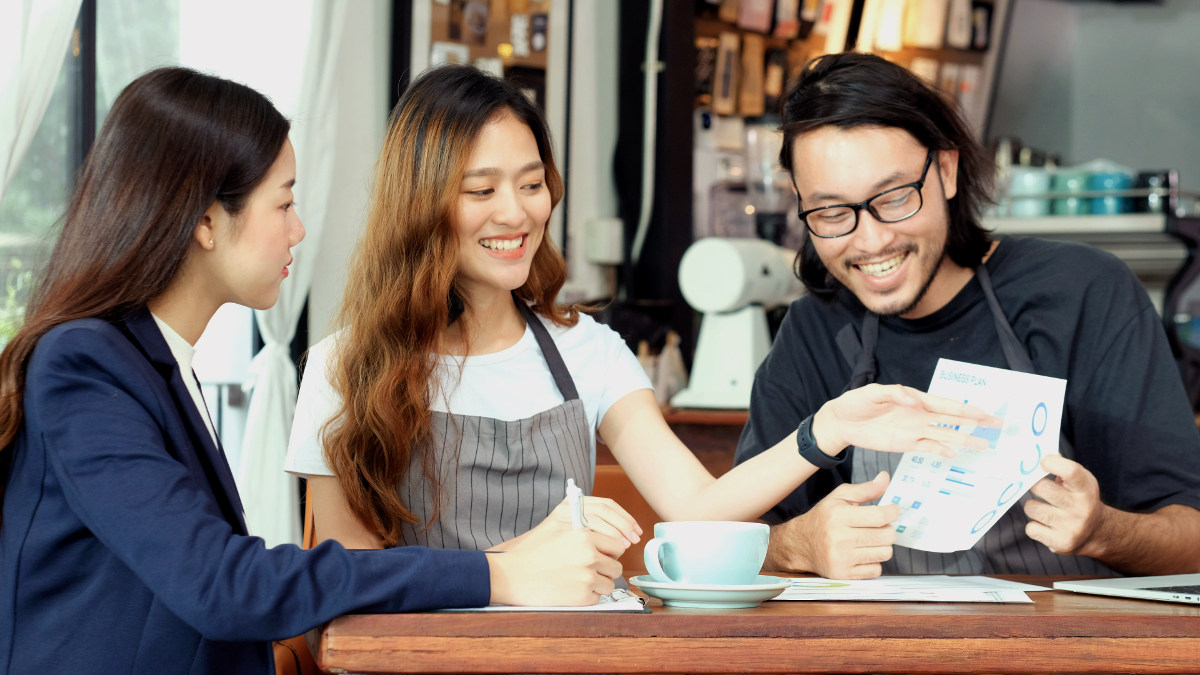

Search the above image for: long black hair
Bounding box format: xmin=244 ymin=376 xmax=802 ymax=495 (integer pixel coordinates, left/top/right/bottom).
xmin=780 ymin=52 xmax=994 ymax=300
xmin=0 ymin=66 xmax=289 ymax=457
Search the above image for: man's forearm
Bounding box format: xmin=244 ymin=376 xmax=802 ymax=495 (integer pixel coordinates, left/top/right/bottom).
xmin=1080 ymin=504 xmax=1200 ymax=575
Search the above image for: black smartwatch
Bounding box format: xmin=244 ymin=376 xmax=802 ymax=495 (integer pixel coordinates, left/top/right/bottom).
xmin=796 ymin=413 xmax=846 ymax=469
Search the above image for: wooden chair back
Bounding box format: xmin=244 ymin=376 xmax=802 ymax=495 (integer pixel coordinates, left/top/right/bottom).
xmin=274 ymin=482 xmax=322 ymax=675
xmin=592 ymin=463 xmax=661 ymax=575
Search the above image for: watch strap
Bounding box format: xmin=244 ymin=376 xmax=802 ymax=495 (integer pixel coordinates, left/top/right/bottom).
xmin=796 ymin=413 xmax=846 ymax=469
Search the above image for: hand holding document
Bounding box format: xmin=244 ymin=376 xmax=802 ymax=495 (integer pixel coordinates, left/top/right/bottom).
xmin=880 ymin=359 xmax=1067 ymax=553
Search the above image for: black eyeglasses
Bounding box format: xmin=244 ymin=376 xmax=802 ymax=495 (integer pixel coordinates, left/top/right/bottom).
xmin=795 ymin=150 xmax=936 ymax=239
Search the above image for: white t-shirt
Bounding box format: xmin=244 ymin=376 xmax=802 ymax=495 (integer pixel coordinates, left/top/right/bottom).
xmin=284 ymin=310 xmax=652 ymax=477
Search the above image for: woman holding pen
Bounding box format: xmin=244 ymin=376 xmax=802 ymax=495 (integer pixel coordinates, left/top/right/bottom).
xmin=0 ymin=66 xmax=621 ymax=674
xmin=285 ymin=65 xmax=995 ymax=574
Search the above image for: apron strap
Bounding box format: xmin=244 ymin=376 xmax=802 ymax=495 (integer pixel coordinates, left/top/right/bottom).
xmin=838 ymin=312 xmax=879 ymax=394
xmin=836 ymin=267 xmax=1031 ymax=385
xmin=834 ymin=265 xmax=1076 ymax=459
xmin=976 ymin=265 xmax=1035 ymax=374
xmin=975 ymin=265 xmax=1075 ymax=457
xmin=516 ymin=300 xmax=581 ymax=402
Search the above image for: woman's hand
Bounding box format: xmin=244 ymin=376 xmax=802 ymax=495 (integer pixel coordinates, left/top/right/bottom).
xmin=486 ymin=526 xmax=625 ymax=606
xmin=486 ymin=496 xmax=640 ymax=554
xmin=545 ymin=495 xmax=643 ymax=546
xmin=814 ymin=383 xmax=1002 ymax=458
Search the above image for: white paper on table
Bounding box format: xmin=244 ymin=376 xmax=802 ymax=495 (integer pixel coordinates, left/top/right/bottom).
xmin=773 ymin=575 xmax=1046 ymax=603
xmin=438 ymin=589 xmax=647 ymax=613
xmin=879 ymin=359 xmax=1066 ymax=553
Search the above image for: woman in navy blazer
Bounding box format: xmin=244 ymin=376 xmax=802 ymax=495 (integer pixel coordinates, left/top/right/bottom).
xmin=0 ymin=67 xmax=623 ymax=675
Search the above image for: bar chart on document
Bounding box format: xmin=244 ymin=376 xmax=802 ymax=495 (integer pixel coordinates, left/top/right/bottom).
xmin=879 ymin=359 xmax=1067 ymax=552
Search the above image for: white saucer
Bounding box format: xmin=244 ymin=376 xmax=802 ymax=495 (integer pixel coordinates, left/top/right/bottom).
xmin=628 ymin=575 xmax=791 ymax=609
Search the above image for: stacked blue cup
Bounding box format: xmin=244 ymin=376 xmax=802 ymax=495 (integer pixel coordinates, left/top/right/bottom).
xmin=1088 ymin=167 xmax=1133 ymax=215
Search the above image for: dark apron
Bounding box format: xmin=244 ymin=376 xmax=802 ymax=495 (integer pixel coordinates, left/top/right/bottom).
xmin=396 ymin=302 xmax=594 ymax=550
xmin=838 ymin=266 xmax=1112 ymax=575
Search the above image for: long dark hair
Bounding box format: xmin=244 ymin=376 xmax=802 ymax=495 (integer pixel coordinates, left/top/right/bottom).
xmin=324 ymin=64 xmax=570 ymax=546
xmin=0 ymin=66 xmax=289 ymax=456
xmin=780 ymin=52 xmax=994 ymax=300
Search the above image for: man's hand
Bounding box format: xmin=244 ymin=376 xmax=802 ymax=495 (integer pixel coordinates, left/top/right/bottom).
xmin=1023 ymin=454 xmax=1200 ymax=575
xmin=1024 ymin=454 xmax=1106 ymax=556
xmin=764 ymin=472 xmax=899 ymax=580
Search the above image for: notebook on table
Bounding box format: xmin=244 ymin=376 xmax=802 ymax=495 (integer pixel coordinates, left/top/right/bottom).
xmin=1053 ymin=574 xmax=1200 ymax=605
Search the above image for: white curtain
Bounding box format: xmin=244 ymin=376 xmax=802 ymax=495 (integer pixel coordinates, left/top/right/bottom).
xmin=236 ymin=1 xmax=348 ymax=547
xmin=0 ymin=0 xmax=82 ymax=203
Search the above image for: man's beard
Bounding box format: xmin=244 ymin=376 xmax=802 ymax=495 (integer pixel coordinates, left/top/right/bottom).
xmin=884 ymin=245 xmax=947 ymax=317
xmin=828 ymin=243 xmax=949 ymax=317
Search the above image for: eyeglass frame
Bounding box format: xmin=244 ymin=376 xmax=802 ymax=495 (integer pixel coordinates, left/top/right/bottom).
xmin=793 ymin=149 xmax=937 ymax=239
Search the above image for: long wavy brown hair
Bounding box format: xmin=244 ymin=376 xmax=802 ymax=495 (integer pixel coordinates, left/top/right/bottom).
xmin=324 ymin=65 xmax=576 ymax=546
xmin=0 ymin=67 xmax=289 ymax=522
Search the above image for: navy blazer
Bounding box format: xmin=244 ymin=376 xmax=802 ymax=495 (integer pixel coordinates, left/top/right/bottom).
xmin=1 ymin=309 xmax=490 ymax=674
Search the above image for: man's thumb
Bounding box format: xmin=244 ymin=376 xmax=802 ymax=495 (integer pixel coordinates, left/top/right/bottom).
xmin=840 ymin=471 xmax=890 ymax=504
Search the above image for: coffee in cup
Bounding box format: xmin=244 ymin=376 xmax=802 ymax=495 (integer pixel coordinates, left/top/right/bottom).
xmin=643 ymin=521 xmax=768 ymax=585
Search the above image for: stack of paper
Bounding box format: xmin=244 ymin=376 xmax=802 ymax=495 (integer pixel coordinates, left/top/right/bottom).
xmin=441 ymin=588 xmax=649 ymax=613
xmin=774 ymin=575 xmax=1050 ymax=603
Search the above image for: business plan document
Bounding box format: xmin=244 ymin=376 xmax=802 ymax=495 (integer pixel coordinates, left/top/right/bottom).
xmin=879 ymin=359 xmax=1067 ymax=553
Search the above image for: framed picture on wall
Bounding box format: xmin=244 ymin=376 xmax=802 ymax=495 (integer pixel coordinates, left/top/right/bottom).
xmin=430 ymin=41 xmax=470 ymax=66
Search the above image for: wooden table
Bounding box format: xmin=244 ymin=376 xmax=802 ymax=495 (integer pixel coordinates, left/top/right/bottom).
xmin=316 ymin=575 xmax=1200 ymax=674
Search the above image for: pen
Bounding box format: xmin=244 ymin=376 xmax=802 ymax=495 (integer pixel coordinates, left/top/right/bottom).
xmin=567 ymin=478 xmax=637 ymax=608
xmin=566 ymin=478 xmax=587 ymax=529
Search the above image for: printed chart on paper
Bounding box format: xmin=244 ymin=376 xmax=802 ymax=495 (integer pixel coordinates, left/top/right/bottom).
xmin=879 ymin=359 xmax=1066 ymax=552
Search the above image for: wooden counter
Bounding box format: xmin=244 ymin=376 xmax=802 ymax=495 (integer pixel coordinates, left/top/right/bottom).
xmin=318 ymin=574 xmax=1200 ymax=674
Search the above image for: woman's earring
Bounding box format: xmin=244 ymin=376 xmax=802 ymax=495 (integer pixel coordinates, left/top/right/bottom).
xmin=209 ymin=239 xmax=214 ymax=246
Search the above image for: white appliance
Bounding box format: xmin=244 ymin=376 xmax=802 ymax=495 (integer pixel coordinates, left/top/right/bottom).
xmin=671 ymin=237 xmax=803 ymax=409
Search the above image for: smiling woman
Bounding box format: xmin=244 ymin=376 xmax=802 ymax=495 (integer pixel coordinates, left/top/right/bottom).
xmin=285 ymin=65 xmax=604 ymax=556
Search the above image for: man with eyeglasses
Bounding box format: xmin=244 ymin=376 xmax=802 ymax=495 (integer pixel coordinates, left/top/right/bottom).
xmin=734 ymin=52 xmax=1200 ymax=580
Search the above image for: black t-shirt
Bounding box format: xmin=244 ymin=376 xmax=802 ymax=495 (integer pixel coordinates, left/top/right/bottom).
xmin=736 ymin=237 xmax=1200 ymax=558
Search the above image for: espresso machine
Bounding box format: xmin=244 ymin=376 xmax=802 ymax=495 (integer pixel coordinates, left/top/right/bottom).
xmin=697 ymin=115 xmax=801 ymax=249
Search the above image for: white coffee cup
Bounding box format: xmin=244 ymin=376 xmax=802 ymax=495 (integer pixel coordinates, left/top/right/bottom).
xmin=643 ymin=521 xmax=768 ymax=585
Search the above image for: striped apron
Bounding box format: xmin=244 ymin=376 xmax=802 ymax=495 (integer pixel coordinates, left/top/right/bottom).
xmin=395 ymin=302 xmax=594 ymax=550
xmin=840 ymin=266 xmax=1113 ymax=575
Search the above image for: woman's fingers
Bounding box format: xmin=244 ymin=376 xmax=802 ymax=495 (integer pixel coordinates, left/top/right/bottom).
xmin=910 ymin=389 xmax=998 ymax=422
xmin=581 ymin=497 xmax=642 ymax=543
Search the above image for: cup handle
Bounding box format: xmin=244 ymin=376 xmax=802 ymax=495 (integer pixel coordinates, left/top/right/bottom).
xmin=643 ymin=538 xmax=674 ymax=583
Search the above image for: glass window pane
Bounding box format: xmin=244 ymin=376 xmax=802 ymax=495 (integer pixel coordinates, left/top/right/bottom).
xmin=96 ymin=0 xmax=179 ymax=123
xmin=0 ymin=48 xmax=73 ymax=348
